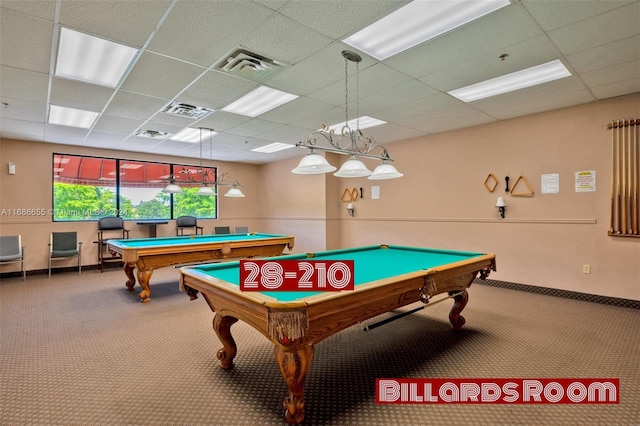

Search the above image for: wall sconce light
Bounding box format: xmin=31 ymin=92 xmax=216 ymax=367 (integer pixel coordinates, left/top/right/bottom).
xmin=8 ymin=162 xmax=16 ymax=175
xmin=496 ymin=197 xmax=506 ymax=219
xmin=347 ymin=203 xmax=355 ymax=217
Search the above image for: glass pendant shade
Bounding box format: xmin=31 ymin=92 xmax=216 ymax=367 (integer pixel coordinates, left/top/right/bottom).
xmin=368 ymin=161 xmax=404 ymax=180
xmin=163 ymin=183 xmax=182 ymax=193
xmin=225 ymin=187 xmax=245 ymax=197
xmin=197 ymin=186 xmax=216 ymax=196
xmin=292 ymin=152 xmax=337 ymax=174
xmin=333 ymin=156 xmax=372 ymax=177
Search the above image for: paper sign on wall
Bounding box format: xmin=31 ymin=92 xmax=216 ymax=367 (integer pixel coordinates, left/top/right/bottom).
xmin=575 ymin=170 xmax=596 ymax=192
xmin=541 ymin=174 xmax=559 ymax=194
xmin=371 ymin=186 xmax=380 ymax=200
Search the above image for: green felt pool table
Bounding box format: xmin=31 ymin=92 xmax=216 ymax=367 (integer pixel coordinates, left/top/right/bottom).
xmin=107 ymin=233 xmax=294 ymax=303
xmin=179 ymin=244 xmax=496 ymax=424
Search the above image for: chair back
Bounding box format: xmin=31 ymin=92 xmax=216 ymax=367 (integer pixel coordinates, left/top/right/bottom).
xmin=98 ymin=216 xmax=124 ymax=230
xmin=0 ymin=235 xmax=21 ymax=259
xmin=51 ymin=232 xmax=78 ymax=252
xmin=177 ymin=216 xmax=197 ymax=227
xmin=214 ymin=226 xmax=231 ymax=234
xmin=234 ymin=226 xmax=249 ymax=234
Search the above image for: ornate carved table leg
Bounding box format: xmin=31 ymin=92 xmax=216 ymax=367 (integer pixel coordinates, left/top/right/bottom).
xmin=274 ymin=344 xmax=314 ymax=424
xmin=136 ymin=268 xmax=153 ymax=303
xmin=124 ymin=262 xmax=136 ymax=291
xmin=449 ymin=289 xmax=469 ymax=330
xmin=213 ymin=315 xmax=239 ymax=370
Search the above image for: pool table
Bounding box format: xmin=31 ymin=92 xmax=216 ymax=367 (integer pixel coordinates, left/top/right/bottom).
xmin=179 ymin=244 xmax=496 ymax=424
xmin=107 ymin=233 xmax=294 ymax=303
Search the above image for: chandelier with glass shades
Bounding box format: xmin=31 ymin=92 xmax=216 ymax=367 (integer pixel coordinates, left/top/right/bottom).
xmin=163 ymin=127 xmax=245 ymax=197
xmin=292 ymin=50 xmax=402 ymax=180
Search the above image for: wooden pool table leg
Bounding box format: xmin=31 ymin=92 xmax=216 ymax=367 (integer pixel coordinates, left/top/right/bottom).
xmin=449 ymin=289 xmax=469 ymax=330
xmin=213 ymin=314 xmax=238 ymax=370
xmin=274 ymin=344 xmax=314 ymax=424
xmin=136 ymin=268 xmax=153 ymax=303
xmin=123 ymin=262 xmax=136 ymax=291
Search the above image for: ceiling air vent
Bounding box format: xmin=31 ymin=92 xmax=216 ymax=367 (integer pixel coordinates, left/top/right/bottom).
xmin=135 ymin=129 xmax=169 ymax=139
xmin=161 ymin=101 xmax=214 ymax=119
xmin=215 ymin=48 xmax=287 ymax=82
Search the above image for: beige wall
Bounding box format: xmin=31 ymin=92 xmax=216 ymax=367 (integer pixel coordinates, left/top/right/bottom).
xmin=1 ymin=94 xmax=639 ymax=300
xmin=267 ymin=94 xmax=640 ymax=300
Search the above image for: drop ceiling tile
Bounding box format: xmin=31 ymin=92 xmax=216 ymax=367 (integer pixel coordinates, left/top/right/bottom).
xmin=58 ymin=0 xmax=173 ymax=47
xmin=104 ymin=91 xmax=168 ymax=120
xmin=0 ymin=97 xmax=46 ymax=122
xmin=566 ymin=35 xmax=640 ymax=73
xmin=260 ymin=96 xmax=334 ymax=125
xmin=135 ymin=120 xmax=183 ymax=136
xmin=419 ymin=35 xmax=562 ymax=91
xmin=147 ymin=0 xmax=273 ymax=67
xmin=364 ymin=123 xmax=425 ymax=145
xmin=148 ymin=110 xmax=199 ymax=128
xmin=591 ymin=78 xmax=640 ymax=100
xmin=0 ymin=118 xmax=45 ymax=141
xmin=92 ymin=114 xmax=145 ymax=135
xmin=242 ymin=13 xmax=333 ymax=65
xmin=581 ymin=60 xmax=640 ymax=88
xmin=484 ymin=89 xmax=596 ymax=120
xmin=522 ymin=0 xmax=634 ymax=31
xmin=194 ymin=111 xmax=251 ymax=133
xmin=0 ymin=8 xmax=53 ymax=73
xmin=256 ymin=123 xmax=313 ymax=144
xmin=50 ymin=78 xmax=115 ymax=112
xmin=121 ymin=51 xmax=206 ymax=100
xmin=360 ymin=79 xmax=439 ymax=115
xmin=225 ymin=118 xmax=285 ymax=138
xmin=267 ymin=43 xmax=352 ymax=96
xmin=412 ymin=112 xmax=497 ymax=135
xmin=83 ymin=130 xmax=129 ymax=147
xmin=548 ymin=2 xmax=640 ymax=55
xmin=0 ymin=66 xmax=49 ymax=102
xmin=44 ymin=123 xmax=90 ymax=144
xmin=178 ymin=70 xmax=257 ymax=111
xmin=384 ymin=5 xmax=543 ymax=78
xmin=279 ymin=0 xmax=404 ymax=39
xmin=1 ymin=0 xmax=56 ymax=20
xmin=306 ymin=62 xmax=412 ymax=107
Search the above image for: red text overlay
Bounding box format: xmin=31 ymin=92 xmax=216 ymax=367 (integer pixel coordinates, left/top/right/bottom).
xmin=376 ymin=378 xmax=619 ymax=404
xmin=240 ymin=260 xmax=354 ymax=291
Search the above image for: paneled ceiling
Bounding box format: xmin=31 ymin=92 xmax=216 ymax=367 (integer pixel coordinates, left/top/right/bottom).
xmin=1 ymin=0 xmax=638 ymax=164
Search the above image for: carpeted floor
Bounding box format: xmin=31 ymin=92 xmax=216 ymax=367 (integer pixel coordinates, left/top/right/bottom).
xmin=1 ymin=267 xmax=638 ymax=425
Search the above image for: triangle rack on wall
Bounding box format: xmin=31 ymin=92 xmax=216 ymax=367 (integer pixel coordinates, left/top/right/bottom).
xmin=510 ymin=175 xmax=534 ymax=196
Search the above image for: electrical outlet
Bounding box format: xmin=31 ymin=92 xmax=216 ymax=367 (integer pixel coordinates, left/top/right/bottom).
xmin=582 ymin=264 xmax=591 ymax=274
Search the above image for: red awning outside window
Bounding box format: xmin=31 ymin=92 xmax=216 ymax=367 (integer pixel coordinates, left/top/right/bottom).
xmin=53 ymin=154 xmax=213 ymax=188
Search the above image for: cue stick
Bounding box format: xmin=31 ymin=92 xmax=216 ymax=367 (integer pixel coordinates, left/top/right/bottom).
xmin=616 ymin=124 xmax=623 ymax=233
xmin=362 ymin=291 xmax=464 ymax=332
xmin=631 ymin=121 xmax=640 ymax=235
xmin=610 ymin=122 xmax=617 ymax=233
xmin=622 ymin=123 xmax=629 ymax=234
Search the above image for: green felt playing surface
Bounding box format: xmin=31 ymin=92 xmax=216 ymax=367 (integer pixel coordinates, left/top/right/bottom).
xmin=112 ymin=233 xmax=285 ymax=248
xmin=189 ymin=245 xmax=484 ymax=302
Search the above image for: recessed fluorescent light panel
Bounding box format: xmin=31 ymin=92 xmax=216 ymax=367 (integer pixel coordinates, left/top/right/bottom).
xmin=55 ymin=27 xmax=138 ymax=87
xmin=170 ymin=128 xmax=217 ymax=143
xmin=326 ymin=116 xmax=386 ymax=133
xmin=447 ymin=59 xmax=572 ymax=102
xmin=48 ymin=105 xmax=99 ymax=129
xmin=251 ymin=142 xmax=295 ymax=153
xmin=222 ymin=86 xmax=298 ymax=117
xmin=344 ymin=0 xmax=510 ymax=60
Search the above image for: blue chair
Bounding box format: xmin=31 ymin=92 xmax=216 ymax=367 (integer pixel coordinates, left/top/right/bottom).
xmin=0 ymin=235 xmax=26 ymax=280
xmin=49 ymin=232 xmax=82 ymax=277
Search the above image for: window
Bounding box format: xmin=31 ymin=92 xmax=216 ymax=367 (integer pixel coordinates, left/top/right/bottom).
xmin=52 ymin=154 xmax=218 ymax=221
